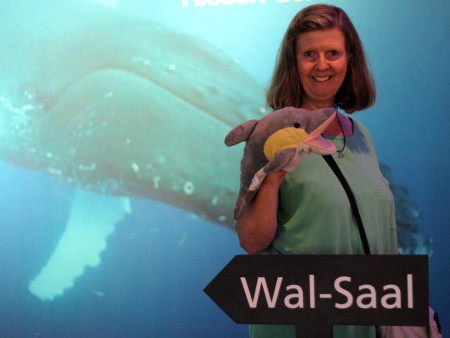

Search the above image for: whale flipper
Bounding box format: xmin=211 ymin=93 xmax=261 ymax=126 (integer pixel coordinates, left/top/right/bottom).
xmin=28 ymin=190 xmax=131 ymax=300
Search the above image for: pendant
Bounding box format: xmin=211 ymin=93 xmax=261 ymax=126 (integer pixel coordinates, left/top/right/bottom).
xmin=338 ymin=152 xmax=344 ymax=158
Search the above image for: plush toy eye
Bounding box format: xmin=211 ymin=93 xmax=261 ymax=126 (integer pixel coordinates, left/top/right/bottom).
xmin=294 ymin=123 xmax=300 ymax=128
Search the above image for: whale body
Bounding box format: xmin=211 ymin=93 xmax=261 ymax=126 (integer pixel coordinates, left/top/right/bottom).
xmin=0 ymin=0 xmax=266 ymax=300
xmin=0 ymin=0 xmax=266 ymax=227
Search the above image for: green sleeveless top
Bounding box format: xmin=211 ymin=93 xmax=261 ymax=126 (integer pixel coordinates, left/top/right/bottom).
xmin=250 ymin=119 xmax=397 ymax=338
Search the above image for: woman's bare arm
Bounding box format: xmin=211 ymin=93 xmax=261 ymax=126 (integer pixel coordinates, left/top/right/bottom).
xmin=235 ymin=171 xmax=286 ymax=254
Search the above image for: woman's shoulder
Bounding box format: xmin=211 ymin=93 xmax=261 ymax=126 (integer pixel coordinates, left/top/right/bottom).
xmin=349 ymin=117 xmax=378 ymax=153
xmin=350 ymin=117 xmax=374 ymax=139
xmin=350 ymin=117 xmax=369 ymax=133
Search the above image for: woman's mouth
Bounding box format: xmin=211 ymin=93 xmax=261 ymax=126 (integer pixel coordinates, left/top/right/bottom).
xmin=313 ymin=76 xmax=332 ymax=82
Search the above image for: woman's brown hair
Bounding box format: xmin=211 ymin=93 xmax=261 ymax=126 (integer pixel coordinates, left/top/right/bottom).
xmin=266 ymin=4 xmax=376 ymax=113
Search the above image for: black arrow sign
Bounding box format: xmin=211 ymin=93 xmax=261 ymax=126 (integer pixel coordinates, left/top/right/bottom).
xmin=204 ymin=255 xmax=428 ymax=337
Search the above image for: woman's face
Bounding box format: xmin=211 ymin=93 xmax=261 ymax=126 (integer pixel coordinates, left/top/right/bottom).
xmin=296 ymin=28 xmax=348 ymax=110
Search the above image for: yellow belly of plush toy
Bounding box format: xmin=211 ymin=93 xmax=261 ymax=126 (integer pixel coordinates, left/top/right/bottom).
xmin=264 ymin=127 xmax=308 ymax=161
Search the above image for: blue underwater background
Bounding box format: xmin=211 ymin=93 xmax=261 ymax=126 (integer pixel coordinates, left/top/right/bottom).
xmin=0 ymin=0 xmax=448 ymax=337
xmin=0 ymin=160 xmax=243 ymax=337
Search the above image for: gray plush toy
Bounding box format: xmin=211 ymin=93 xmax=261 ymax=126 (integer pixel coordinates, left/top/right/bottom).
xmin=225 ymin=106 xmax=337 ymax=220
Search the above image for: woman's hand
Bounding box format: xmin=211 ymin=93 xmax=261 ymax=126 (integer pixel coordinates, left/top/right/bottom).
xmin=235 ymin=171 xmax=286 ymax=254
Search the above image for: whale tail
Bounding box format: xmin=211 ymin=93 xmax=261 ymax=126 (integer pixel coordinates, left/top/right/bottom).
xmin=28 ymin=190 xmax=131 ymax=300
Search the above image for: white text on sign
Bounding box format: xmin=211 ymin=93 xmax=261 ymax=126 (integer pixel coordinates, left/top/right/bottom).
xmin=240 ymin=274 xmax=414 ymax=310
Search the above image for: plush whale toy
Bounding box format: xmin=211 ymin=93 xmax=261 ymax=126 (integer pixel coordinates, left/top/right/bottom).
xmin=225 ymin=107 xmax=337 ymax=220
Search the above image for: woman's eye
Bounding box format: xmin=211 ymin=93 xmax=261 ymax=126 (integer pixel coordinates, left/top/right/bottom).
xmin=327 ymin=50 xmax=341 ymax=59
xmin=303 ymin=51 xmax=313 ymax=57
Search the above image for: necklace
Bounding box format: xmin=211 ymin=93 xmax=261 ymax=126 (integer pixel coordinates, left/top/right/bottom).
xmin=336 ymin=113 xmax=346 ymax=158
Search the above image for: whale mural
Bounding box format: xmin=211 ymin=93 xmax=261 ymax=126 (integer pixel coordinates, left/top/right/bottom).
xmin=0 ymin=0 xmax=268 ymax=300
xmin=0 ymin=0 xmax=430 ymax=301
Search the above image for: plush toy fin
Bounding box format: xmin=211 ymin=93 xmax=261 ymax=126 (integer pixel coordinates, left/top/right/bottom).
xmin=282 ymin=150 xmax=305 ymax=172
xmin=224 ymin=119 xmax=258 ymax=146
xmin=264 ymin=147 xmax=297 ymax=173
xmin=248 ymin=147 xmax=296 ymax=191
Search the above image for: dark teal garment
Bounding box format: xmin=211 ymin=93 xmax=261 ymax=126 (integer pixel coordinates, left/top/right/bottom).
xmin=249 ymin=119 xmax=397 ymax=338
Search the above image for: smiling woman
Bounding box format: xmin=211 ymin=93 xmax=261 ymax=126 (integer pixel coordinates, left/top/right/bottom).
xmin=234 ymin=4 xmax=397 ymax=338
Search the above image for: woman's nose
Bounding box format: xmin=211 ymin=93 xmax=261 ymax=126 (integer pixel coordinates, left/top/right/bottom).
xmin=315 ymin=55 xmax=329 ymax=71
